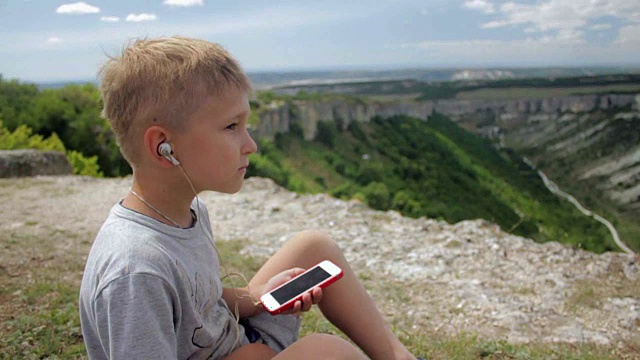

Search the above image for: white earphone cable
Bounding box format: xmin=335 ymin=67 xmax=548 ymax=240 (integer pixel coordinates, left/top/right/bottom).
xmin=138 ymin=144 xmax=260 ymax=349
xmin=175 ymin=163 xmax=258 ymax=349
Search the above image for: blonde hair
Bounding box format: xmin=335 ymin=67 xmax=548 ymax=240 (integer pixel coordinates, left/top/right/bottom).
xmin=99 ymin=36 xmax=252 ymax=166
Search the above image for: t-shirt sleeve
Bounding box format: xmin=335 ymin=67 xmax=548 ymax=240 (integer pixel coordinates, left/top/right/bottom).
xmin=92 ymin=273 xmax=178 ymax=359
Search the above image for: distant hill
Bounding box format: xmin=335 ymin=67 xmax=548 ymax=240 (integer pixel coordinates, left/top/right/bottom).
xmin=270 ymin=72 xmax=640 ymax=100
xmin=31 ymin=67 xmax=640 ymax=91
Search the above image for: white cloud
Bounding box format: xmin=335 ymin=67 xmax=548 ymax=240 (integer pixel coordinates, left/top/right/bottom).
xmin=126 ymin=13 xmax=157 ymax=22
xmin=2 ymin=6 xmax=356 ymax=54
xmin=163 ymin=0 xmax=204 ymax=7
xmin=47 ymin=37 xmax=62 ymax=44
xmin=100 ymin=16 xmax=120 ymax=23
xmin=591 ymin=23 xmax=612 ymax=31
xmin=617 ymin=24 xmax=640 ymax=43
xmin=463 ymin=0 xmax=495 ymax=14
xmin=478 ymin=1 xmax=640 ymax=44
xmin=56 ymin=2 xmax=100 ymax=15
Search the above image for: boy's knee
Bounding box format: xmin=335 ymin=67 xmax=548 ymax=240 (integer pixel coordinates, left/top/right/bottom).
xmin=300 ymin=333 xmax=363 ymax=359
xmin=290 ymin=230 xmax=341 ymax=258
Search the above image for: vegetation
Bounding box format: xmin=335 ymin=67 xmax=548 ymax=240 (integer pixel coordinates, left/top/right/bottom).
xmin=0 ymin=75 xmax=130 ymax=177
xmin=455 ymin=83 xmax=640 ymax=100
xmin=248 ymin=113 xmax=614 ymax=252
xmin=0 ymin=120 xmax=102 ymax=177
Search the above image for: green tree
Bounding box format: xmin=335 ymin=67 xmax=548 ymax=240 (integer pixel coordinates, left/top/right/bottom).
xmin=315 ymin=120 xmax=338 ymax=147
xmin=0 ymin=119 xmax=103 ymax=177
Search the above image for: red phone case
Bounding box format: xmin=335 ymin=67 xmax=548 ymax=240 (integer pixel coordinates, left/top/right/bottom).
xmin=262 ymin=266 xmax=344 ymax=315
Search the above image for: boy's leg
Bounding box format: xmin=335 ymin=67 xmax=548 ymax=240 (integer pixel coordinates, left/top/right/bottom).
xmin=274 ymin=333 xmax=366 ymax=359
xmin=248 ymin=230 xmax=414 ymax=360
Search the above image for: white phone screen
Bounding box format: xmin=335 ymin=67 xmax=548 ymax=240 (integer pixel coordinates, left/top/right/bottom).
xmin=271 ymin=266 xmax=331 ymax=304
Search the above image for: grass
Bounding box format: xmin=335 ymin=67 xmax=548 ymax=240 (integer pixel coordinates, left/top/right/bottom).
xmin=1 ymin=230 xmax=639 ymax=359
xmin=454 ymin=83 xmax=640 ymax=100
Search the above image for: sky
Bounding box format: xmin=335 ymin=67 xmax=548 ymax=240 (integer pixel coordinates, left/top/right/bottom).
xmin=1 ymin=0 xmax=640 ymax=82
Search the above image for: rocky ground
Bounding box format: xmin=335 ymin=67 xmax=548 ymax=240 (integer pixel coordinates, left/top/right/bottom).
xmin=1 ymin=175 xmax=638 ymax=350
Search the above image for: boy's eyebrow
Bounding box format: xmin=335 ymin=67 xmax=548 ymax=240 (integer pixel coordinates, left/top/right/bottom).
xmin=226 ymin=109 xmax=249 ymax=122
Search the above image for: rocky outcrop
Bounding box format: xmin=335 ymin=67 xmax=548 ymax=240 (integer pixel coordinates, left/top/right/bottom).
xmin=0 ymin=150 xmax=72 ymax=178
xmin=2 ymin=175 xmax=638 ymax=347
xmin=207 ymin=178 xmax=640 ymax=346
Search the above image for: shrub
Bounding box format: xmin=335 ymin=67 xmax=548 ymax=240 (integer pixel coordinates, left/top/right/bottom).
xmin=0 ymin=119 xmax=103 ymax=177
xmin=348 ymin=121 xmax=367 ymax=142
xmin=315 ymin=120 xmax=338 ymax=148
xmin=289 ymin=122 xmax=305 ymax=139
xmin=362 ymin=182 xmax=391 ymax=210
xmin=392 ymin=191 xmax=422 ymax=218
xmin=247 ymin=153 xmax=289 ymax=187
xmin=67 ymin=150 xmax=103 ymax=177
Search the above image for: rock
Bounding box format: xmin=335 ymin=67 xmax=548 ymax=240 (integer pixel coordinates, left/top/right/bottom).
xmin=0 ymin=149 xmax=72 ymax=178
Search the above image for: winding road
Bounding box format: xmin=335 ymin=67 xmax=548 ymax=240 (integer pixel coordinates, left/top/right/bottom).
xmin=523 ymin=157 xmax=635 ymax=255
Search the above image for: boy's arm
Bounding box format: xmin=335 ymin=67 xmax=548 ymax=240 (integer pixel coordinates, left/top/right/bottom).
xmin=92 ymin=273 xmax=177 ymax=359
xmin=222 ymin=287 xmax=264 ymax=318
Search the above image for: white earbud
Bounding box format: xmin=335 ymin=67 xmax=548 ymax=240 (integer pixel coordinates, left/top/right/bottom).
xmin=158 ymin=142 xmax=181 ymax=166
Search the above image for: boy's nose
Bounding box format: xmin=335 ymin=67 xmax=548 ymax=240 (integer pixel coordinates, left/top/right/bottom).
xmin=243 ymin=130 xmax=258 ymax=155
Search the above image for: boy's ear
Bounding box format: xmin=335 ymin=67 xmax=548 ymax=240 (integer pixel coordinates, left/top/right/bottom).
xmin=143 ymin=126 xmax=175 ymax=168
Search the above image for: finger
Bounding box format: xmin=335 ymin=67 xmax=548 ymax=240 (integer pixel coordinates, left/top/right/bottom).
xmin=289 ymin=267 xmax=306 ymax=277
xmin=300 ymin=293 xmax=312 ymax=312
xmin=311 ymin=287 xmax=323 ymax=304
xmin=293 ymin=300 xmax=302 ymax=313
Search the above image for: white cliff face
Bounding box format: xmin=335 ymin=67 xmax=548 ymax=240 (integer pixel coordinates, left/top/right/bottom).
xmin=253 ymin=94 xmax=639 ymax=141
xmin=495 ymin=110 xmax=640 ymax=216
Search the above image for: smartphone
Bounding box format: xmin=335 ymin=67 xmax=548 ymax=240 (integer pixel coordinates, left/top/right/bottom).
xmin=260 ymin=260 xmax=343 ymax=315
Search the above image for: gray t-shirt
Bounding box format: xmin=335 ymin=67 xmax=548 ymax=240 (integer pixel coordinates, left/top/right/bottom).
xmin=79 ymin=199 xmax=248 ymax=359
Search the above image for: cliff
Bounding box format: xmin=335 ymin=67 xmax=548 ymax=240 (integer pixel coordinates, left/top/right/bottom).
xmin=252 ymin=93 xmax=640 ymax=216
xmin=252 ymin=94 xmax=639 ymax=140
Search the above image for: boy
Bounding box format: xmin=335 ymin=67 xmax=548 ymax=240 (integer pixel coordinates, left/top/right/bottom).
xmin=79 ymin=36 xmax=416 ymax=360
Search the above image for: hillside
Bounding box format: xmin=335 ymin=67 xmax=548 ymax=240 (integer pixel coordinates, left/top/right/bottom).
xmin=248 ymin=112 xmax=629 ymax=253
xmin=453 ymin=99 xmax=640 ymax=250
xmin=0 ymin=175 xmax=638 ymax=358
xmin=249 ymin=89 xmax=640 ymax=252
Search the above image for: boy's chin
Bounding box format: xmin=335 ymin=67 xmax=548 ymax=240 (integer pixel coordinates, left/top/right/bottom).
xmin=212 ymin=182 xmax=244 ymax=194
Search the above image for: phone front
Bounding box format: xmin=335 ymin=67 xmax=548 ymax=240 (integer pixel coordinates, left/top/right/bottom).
xmin=261 ymin=260 xmax=343 ymax=315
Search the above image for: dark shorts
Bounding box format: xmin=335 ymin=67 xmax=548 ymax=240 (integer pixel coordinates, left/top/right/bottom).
xmin=239 ymin=318 xmax=262 ymax=343
xmin=239 ymin=312 xmax=301 ymax=352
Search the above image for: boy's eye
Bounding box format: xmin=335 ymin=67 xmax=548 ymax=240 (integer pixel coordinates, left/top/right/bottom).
xmin=226 ymin=123 xmax=238 ymax=130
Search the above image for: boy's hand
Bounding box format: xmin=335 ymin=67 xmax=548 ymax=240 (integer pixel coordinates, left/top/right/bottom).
xmin=261 ymin=268 xmax=324 ymax=314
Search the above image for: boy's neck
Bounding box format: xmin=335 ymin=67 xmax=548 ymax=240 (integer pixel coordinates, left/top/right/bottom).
xmin=123 ymin=172 xmax=197 ymax=229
